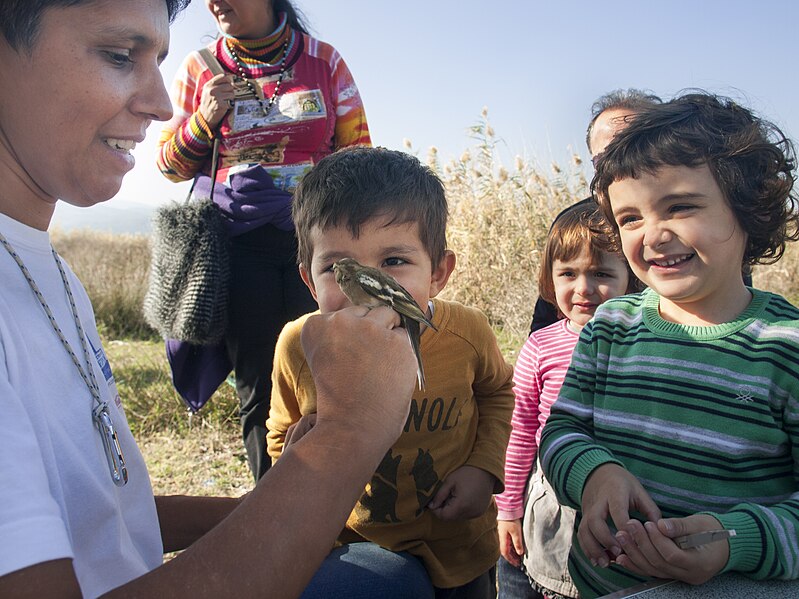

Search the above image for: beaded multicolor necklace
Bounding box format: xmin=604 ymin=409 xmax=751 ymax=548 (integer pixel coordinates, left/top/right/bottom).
xmin=226 ymin=36 xmax=290 ymax=117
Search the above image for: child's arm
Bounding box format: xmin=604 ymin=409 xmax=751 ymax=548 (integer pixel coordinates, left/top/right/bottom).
xmin=612 ymin=474 xmax=799 ymax=584
xmin=539 ymin=322 xmax=661 ymax=565
xmin=495 ymin=335 xmax=545 ymax=563
xmin=495 ymin=336 xmax=544 ymax=522
xmin=606 ymin=358 xmax=799 ymax=586
xmin=460 ymin=315 xmax=516 ymax=491
xmin=430 ymin=311 xmax=515 ymax=520
xmin=265 ymin=320 xmax=309 ymax=463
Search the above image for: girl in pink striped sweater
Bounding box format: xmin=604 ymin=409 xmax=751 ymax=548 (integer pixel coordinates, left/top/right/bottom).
xmin=496 ymin=201 xmax=640 ymax=598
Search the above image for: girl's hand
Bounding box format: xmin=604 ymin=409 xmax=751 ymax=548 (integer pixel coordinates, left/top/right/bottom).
xmin=614 ymin=514 xmax=728 ymax=585
xmin=198 ymin=73 xmax=236 ymax=129
xmin=498 ymin=519 xmax=525 ymax=566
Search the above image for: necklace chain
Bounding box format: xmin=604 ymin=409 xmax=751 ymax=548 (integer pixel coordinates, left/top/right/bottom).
xmin=0 ymin=230 xmax=128 ymax=486
xmin=227 ymin=37 xmax=290 ymax=117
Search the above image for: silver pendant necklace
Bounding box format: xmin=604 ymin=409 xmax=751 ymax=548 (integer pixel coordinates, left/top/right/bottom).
xmin=0 ymin=231 xmax=128 ymax=486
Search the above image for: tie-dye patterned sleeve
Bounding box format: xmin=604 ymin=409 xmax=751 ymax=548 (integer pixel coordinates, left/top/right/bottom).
xmin=156 ymin=51 xmax=216 ymax=182
xmin=330 ymin=54 xmax=371 ymax=149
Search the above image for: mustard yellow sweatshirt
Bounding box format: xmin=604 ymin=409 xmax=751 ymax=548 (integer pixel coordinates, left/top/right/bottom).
xmin=267 ymin=298 xmax=514 ymax=587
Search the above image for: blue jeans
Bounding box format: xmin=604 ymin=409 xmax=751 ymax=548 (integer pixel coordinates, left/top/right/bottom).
xmin=301 ymin=543 xmax=435 ymax=599
xmin=497 ymin=557 xmax=542 ymax=599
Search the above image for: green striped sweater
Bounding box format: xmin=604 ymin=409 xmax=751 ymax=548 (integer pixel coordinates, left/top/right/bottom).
xmin=540 ymin=287 xmax=799 ymax=598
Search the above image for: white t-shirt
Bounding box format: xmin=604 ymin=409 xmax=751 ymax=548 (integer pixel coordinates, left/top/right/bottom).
xmin=0 ymin=212 xmax=162 ymax=597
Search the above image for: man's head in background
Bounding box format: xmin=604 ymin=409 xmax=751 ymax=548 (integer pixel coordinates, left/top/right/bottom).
xmin=586 ymin=89 xmax=663 ymax=159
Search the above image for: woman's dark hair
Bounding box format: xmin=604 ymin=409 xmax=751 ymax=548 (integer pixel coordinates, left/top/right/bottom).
xmin=274 ymin=0 xmax=310 ymax=35
xmin=592 ymin=92 xmax=799 ymax=266
xmin=1 ymin=0 xmax=190 ymax=51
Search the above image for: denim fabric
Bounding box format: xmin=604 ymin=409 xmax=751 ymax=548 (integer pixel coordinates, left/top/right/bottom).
xmin=497 ymin=557 xmax=542 ymax=599
xmin=301 ymin=543 xmax=435 ymax=599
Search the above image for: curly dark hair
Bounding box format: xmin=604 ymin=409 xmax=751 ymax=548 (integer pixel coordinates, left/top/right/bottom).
xmin=0 ymin=0 xmax=191 ymax=51
xmin=592 ymin=92 xmax=799 ymax=266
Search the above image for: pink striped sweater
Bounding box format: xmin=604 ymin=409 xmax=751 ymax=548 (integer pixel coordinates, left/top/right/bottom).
xmin=495 ymin=318 xmax=580 ymax=520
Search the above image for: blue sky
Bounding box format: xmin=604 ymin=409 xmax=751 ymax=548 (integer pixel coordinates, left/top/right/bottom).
xmin=100 ymin=0 xmax=799 ymax=209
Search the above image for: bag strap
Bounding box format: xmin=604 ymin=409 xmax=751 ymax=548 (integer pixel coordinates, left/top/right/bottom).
xmin=186 ymin=139 xmax=221 ymax=202
xmin=198 ymin=48 xmax=225 ymax=77
xmin=187 ymin=48 xmax=224 ymax=202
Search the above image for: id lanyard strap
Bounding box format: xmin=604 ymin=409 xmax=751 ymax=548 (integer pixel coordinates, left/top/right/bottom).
xmin=0 ymin=232 xmax=128 ymax=486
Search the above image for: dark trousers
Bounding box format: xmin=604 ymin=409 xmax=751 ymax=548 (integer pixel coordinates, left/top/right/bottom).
xmin=435 ymin=567 xmax=497 ymax=599
xmin=225 ymin=224 xmax=317 ymax=480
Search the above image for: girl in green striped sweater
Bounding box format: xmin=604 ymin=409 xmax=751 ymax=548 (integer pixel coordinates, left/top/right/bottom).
xmin=540 ymin=92 xmax=799 ymax=597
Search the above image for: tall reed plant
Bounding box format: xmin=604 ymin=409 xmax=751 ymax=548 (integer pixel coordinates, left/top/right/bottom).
xmin=425 ymin=110 xmax=589 ymax=353
xmin=52 ymin=229 xmax=157 ymax=340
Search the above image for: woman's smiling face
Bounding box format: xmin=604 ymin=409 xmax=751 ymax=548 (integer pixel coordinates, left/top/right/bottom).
xmin=0 ymin=0 xmax=173 ymax=227
xmin=205 ymin=0 xmax=276 ymax=39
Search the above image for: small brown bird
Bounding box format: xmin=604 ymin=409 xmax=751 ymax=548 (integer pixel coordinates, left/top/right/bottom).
xmin=333 ymin=257 xmax=436 ymax=390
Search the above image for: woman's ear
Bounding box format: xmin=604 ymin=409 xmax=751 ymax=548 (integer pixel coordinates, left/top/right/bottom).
xmin=428 ymin=250 xmax=456 ymax=298
xmin=299 ymin=263 xmax=319 ymax=301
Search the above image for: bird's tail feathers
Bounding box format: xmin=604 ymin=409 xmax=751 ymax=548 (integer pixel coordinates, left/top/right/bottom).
xmin=402 ymin=315 xmax=425 ymax=390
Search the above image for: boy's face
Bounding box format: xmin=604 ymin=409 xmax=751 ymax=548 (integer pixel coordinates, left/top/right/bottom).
xmin=300 ymin=217 xmax=455 ymax=316
xmin=608 ymin=164 xmax=749 ymax=324
xmin=552 ymin=247 xmax=630 ymax=329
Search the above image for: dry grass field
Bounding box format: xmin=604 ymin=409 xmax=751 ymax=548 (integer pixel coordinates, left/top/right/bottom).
xmin=51 ymin=120 xmax=799 ymax=497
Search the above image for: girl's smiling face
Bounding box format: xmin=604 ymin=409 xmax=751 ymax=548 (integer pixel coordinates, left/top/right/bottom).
xmin=609 ymin=164 xmax=751 ymax=325
xmin=552 ymin=246 xmax=630 ymax=330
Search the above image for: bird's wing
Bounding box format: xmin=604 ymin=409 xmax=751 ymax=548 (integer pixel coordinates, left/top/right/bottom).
xmin=355 ymin=270 xmax=437 ymax=331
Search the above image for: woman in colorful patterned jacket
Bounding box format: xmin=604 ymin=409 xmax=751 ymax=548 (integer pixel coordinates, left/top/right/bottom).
xmin=157 ymin=0 xmax=371 ymax=480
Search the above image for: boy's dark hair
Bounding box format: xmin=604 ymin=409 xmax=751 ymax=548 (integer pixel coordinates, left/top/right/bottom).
xmin=0 ymin=0 xmax=190 ymax=51
xmin=592 ymin=92 xmax=799 ymax=265
xmin=538 ymin=201 xmax=642 ymax=308
xmin=585 ymin=89 xmax=663 ymax=154
xmin=293 ymin=146 xmax=448 ymax=268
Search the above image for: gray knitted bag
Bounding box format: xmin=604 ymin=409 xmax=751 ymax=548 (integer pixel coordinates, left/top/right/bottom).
xmin=144 ymin=136 xmax=230 ymax=345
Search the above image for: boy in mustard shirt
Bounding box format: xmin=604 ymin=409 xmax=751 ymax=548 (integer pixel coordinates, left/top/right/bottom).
xmin=267 ymin=146 xmax=514 ymax=597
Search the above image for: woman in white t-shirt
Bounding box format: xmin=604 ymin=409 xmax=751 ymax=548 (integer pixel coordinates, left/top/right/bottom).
xmin=0 ymin=1 xmax=417 ymax=596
